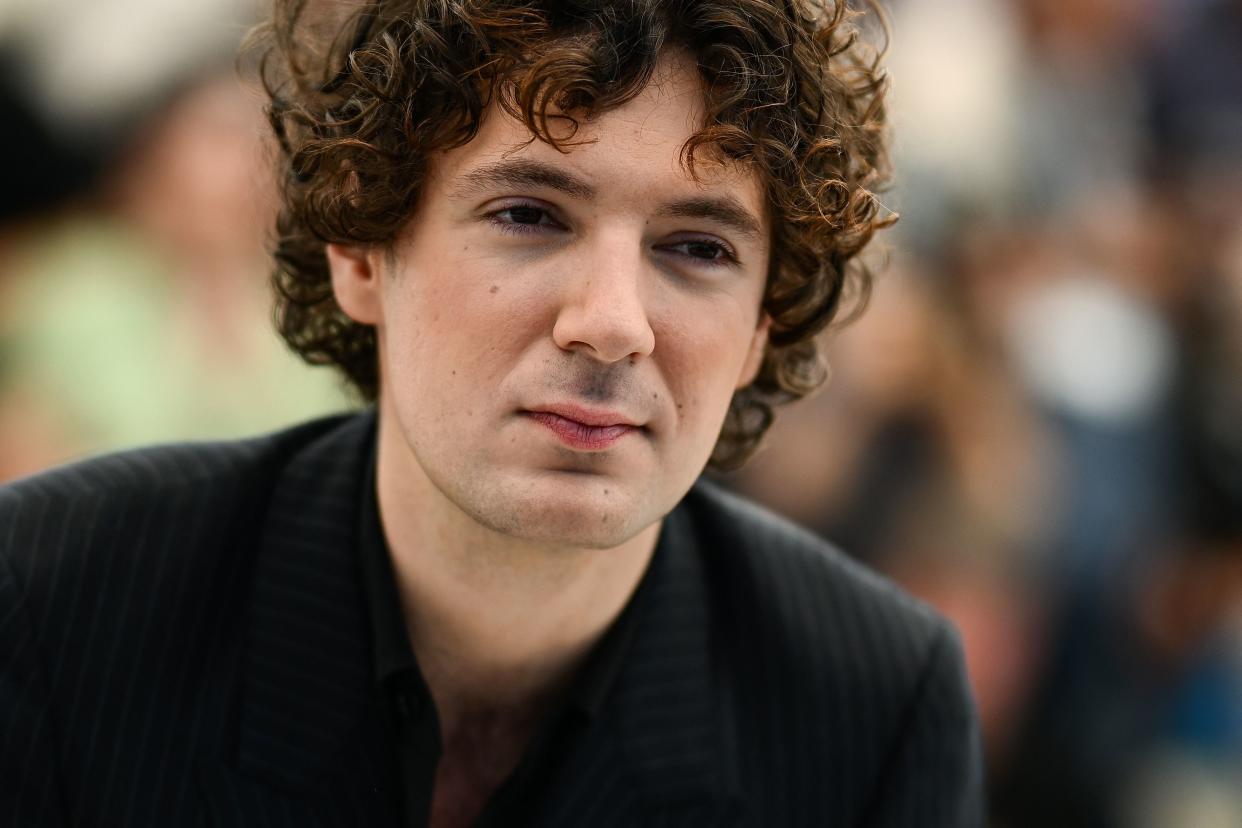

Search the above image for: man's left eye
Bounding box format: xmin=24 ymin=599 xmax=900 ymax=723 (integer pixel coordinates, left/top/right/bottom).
xmin=663 ymin=239 xmax=737 ymax=266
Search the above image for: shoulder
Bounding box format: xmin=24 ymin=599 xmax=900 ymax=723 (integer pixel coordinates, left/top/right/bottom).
xmin=682 ymin=478 xmax=964 ymax=738
xmin=680 ymin=480 xmax=980 ymax=819
xmin=684 ymin=477 xmax=950 ymax=656
xmin=0 ymin=412 xmax=368 ymax=595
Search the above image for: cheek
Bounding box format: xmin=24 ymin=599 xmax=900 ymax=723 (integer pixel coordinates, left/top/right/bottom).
xmin=655 ymin=305 xmax=755 ymax=423
xmin=383 ymin=257 xmax=552 ymax=395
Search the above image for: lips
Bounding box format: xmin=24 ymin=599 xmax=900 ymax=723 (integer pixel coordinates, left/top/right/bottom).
xmin=524 ymin=404 xmax=642 ymax=451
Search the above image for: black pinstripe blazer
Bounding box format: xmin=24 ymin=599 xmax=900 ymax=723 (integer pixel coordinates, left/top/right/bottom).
xmin=1 ymin=411 xmax=983 ymax=828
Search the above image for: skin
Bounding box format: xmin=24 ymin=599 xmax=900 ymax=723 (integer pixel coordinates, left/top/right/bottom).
xmin=328 ymin=52 xmax=770 ymax=826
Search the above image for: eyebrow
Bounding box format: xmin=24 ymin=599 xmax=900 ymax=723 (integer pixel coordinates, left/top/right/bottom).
xmin=451 ymin=159 xmax=596 ymax=201
xmin=655 ymin=197 xmax=764 ymax=242
xmin=451 ymin=158 xmax=764 ymax=240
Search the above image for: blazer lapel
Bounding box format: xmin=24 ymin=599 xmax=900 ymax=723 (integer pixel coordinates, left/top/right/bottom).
xmin=201 ymin=412 xmax=398 ymax=826
xmin=539 ymin=499 xmax=749 ymax=827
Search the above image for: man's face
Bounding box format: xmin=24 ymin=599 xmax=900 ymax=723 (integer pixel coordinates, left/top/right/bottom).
xmin=332 ymin=53 xmax=770 ymax=550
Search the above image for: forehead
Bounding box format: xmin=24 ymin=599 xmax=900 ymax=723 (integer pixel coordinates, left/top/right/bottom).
xmin=426 ymin=52 xmax=767 ymax=221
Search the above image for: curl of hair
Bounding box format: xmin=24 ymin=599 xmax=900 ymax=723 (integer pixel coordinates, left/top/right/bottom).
xmin=247 ymin=0 xmax=894 ymax=469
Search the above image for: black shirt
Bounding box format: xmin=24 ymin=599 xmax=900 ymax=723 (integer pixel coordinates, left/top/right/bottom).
xmin=355 ymin=446 xmax=651 ymax=827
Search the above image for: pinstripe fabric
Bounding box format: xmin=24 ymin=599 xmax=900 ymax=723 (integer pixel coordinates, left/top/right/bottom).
xmin=1 ymin=411 xmax=983 ymax=827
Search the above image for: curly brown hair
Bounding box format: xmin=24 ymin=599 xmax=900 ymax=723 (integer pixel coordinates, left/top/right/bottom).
xmin=249 ymin=0 xmax=893 ymax=469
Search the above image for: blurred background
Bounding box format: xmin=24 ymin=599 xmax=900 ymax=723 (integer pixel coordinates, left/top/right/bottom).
xmin=0 ymin=0 xmax=1238 ymax=824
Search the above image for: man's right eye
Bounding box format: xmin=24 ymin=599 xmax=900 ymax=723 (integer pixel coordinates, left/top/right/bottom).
xmin=502 ymin=206 xmax=545 ymax=224
xmin=486 ymin=203 xmax=562 ymax=235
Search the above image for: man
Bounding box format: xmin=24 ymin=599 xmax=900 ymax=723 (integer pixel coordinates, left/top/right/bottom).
xmin=0 ymin=1 xmax=983 ymax=825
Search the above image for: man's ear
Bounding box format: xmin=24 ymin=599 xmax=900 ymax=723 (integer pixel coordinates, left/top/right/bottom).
xmin=736 ymin=313 xmax=771 ymax=389
xmin=326 ymin=243 xmax=383 ymax=325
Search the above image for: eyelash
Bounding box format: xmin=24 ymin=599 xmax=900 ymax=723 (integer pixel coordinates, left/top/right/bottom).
xmin=485 ymin=203 xmax=740 ymax=267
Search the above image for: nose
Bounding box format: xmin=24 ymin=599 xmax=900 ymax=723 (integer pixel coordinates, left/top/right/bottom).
xmin=552 ymin=236 xmax=656 ymax=363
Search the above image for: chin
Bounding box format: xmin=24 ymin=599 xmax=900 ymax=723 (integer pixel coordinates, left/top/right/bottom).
xmin=466 ymin=474 xmax=657 ymax=550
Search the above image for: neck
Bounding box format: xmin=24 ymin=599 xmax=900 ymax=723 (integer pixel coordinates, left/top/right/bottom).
xmin=374 ymin=413 xmax=660 ymax=727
